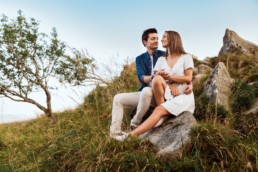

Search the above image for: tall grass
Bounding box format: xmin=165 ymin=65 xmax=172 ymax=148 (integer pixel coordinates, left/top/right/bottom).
xmin=190 ymin=122 xmax=257 ymax=171
xmin=230 ymin=80 xmax=256 ymax=113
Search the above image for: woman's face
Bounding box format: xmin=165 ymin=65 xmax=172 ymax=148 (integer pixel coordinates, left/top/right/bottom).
xmin=161 ymin=32 xmax=169 ymax=48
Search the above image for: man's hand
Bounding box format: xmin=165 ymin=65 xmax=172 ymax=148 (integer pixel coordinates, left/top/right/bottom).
xmin=184 ymin=84 xmax=193 ymax=95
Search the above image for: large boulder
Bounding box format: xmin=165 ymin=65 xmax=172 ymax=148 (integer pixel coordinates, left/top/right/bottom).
xmin=204 ymin=62 xmax=234 ymax=110
xmin=141 ymin=111 xmax=197 ymax=156
xmin=194 ymin=64 xmax=213 ymax=75
xmin=219 ymin=28 xmax=258 ymax=56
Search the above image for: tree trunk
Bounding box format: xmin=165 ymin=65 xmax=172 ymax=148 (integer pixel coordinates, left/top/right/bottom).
xmin=45 ymin=89 xmax=52 ymax=117
xmin=40 ymin=82 xmax=53 ymax=118
xmin=45 ymin=106 xmax=52 ymax=118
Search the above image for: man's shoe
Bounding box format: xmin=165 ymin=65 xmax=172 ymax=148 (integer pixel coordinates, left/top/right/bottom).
xmin=113 ymin=132 xmax=129 ymax=141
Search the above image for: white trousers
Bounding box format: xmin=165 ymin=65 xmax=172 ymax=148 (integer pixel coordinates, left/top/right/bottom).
xmin=110 ymin=87 xmax=154 ymax=135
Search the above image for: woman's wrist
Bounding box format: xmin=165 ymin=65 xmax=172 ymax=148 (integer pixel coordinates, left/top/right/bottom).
xmin=169 ymin=75 xmax=174 ymax=83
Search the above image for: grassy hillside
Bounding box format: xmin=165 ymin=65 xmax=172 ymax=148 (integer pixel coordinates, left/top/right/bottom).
xmin=0 ymin=55 xmax=257 ymax=171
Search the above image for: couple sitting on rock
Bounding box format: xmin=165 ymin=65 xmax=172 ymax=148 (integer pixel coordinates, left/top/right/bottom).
xmin=110 ymin=28 xmax=195 ymax=141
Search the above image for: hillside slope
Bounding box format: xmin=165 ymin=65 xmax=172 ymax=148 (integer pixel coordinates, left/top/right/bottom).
xmin=0 ymin=56 xmax=257 ymax=171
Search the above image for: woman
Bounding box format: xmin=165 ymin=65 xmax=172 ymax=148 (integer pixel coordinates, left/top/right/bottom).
xmin=115 ymin=31 xmax=195 ymax=141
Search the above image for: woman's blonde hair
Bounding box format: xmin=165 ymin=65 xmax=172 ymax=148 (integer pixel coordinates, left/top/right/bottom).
xmin=165 ymin=31 xmax=186 ymax=57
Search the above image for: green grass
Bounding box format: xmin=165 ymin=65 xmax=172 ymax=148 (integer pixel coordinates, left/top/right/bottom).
xmin=0 ymin=109 xmax=194 ymax=171
xmin=0 ymin=60 xmax=257 ymax=171
xmin=0 ymin=108 xmax=256 ymax=171
xmin=190 ymin=123 xmax=257 ymax=171
xmin=230 ymin=80 xmax=256 ymax=113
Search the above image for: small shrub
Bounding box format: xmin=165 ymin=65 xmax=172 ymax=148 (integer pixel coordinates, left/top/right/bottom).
xmin=233 ymin=112 xmax=258 ymax=138
xmin=194 ymin=92 xmax=230 ymax=121
xmin=193 ymin=75 xmax=209 ymax=98
xmin=0 ymin=136 xmax=6 ymax=149
xmin=216 ymin=105 xmax=230 ymax=119
xmin=83 ymin=63 xmax=140 ymax=116
xmin=250 ymin=81 xmax=258 ymax=97
xmin=230 ymin=80 xmax=256 ymax=113
xmin=194 ymin=92 xmax=210 ymax=120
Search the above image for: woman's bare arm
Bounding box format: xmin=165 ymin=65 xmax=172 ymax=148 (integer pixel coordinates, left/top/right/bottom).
xmin=167 ymin=68 xmax=193 ymax=84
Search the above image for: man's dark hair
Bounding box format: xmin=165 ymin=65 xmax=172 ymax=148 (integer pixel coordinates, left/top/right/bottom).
xmin=142 ymin=28 xmax=157 ymax=46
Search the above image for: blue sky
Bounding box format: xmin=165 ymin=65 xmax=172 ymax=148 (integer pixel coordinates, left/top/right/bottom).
xmin=1 ymin=0 xmax=257 ymax=62
xmin=0 ymin=0 xmax=258 ymax=121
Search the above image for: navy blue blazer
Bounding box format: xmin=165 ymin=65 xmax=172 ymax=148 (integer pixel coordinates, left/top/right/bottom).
xmin=136 ymin=50 xmax=165 ymax=91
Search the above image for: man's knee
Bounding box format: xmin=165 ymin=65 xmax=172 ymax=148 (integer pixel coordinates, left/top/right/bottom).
xmin=113 ymin=92 xmax=139 ymax=107
xmin=141 ymin=87 xmax=152 ymax=98
xmin=113 ymin=94 xmax=123 ymax=105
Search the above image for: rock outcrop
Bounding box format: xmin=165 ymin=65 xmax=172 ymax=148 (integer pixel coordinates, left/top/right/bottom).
xmin=141 ymin=111 xmax=197 ymax=156
xmin=219 ymin=28 xmax=258 ymax=56
xmin=204 ymin=62 xmax=234 ymax=110
xmin=194 ymin=64 xmax=213 ymax=75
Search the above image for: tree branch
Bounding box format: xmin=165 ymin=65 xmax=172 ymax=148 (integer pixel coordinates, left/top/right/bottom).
xmin=0 ymin=85 xmax=47 ymax=112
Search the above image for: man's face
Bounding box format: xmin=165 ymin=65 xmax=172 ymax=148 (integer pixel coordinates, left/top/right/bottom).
xmin=144 ymin=33 xmax=158 ymax=50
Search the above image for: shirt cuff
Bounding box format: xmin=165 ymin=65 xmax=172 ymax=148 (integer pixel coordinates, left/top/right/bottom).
xmin=140 ymin=75 xmax=145 ymax=83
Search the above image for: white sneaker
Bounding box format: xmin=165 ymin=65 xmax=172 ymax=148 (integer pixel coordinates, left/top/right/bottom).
xmin=110 ymin=131 xmax=123 ymax=138
xmin=114 ymin=132 xmax=129 ymax=141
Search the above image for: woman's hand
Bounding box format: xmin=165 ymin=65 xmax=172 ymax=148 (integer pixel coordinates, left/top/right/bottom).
xmin=169 ymin=85 xmax=180 ymax=97
xmin=157 ymin=70 xmax=170 ymax=79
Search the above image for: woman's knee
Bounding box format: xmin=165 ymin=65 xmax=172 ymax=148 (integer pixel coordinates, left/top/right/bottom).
xmin=153 ymin=75 xmax=163 ymax=83
xmin=152 ymin=75 xmax=165 ymax=86
xmin=153 ymin=105 xmax=169 ymax=118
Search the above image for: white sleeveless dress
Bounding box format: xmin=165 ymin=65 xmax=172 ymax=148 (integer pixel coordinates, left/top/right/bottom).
xmin=153 ymin=54 xmax=195 ymax=116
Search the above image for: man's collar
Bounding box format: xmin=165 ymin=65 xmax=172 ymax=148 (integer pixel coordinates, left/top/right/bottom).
xmin=146 ymin=49 xmax=158 ymax=57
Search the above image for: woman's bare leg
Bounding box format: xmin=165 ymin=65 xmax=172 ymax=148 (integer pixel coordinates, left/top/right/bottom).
xmin=152 ymin=76 xmax=167 ymax=105
xmin=129 ymin=105 xmax=169 ymax=136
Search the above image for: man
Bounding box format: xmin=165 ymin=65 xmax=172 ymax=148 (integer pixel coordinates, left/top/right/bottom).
xmin=110 ymin=28 xmax=163 ymax=137
xmin=109 ymin=28 xmax=192 ymax=137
